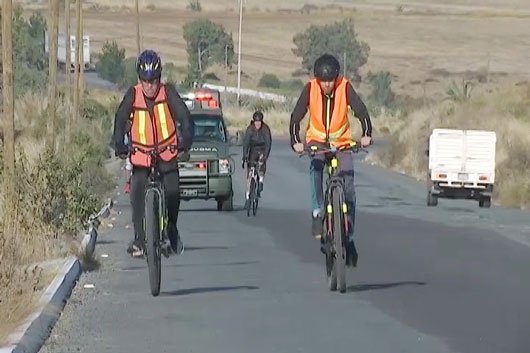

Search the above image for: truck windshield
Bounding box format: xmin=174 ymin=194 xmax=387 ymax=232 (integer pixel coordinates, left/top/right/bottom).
xmin=192 ymin=115 xmax=226 ymax=143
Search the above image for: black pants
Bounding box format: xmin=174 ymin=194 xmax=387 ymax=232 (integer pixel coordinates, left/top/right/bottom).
xmin=130 ymin=160 xmax=180 ymax=243
xmin=247 ymin=148 xmax=267 ymax=175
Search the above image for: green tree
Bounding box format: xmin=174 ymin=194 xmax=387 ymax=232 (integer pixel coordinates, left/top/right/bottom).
xmin=182 ymin=19 xmax=234 ymax=84
xmin=367 ymin=71 xmax=396 ymax=110
xmin=292 ymin=19 xmax=369 ymax=80
xmin=258 ymin=73 xmax=281 ymax=89
xmin=122 ymin=57 xmax=138 ymax=87
xmin=0 ymin=6 xmax=48 ymax=95
xmin=96 ymin=41 xmax=125 ymax=84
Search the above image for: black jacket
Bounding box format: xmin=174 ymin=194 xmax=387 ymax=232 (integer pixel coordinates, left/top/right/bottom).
xmin=243 ymin=122 xmax=272 ymax=159
xmin=112 ymin=84 xmax=192 ymax=154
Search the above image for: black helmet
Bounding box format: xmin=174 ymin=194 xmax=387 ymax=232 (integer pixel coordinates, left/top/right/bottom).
xmin=136 ymin=49 xmax=162 ymax=81
xmin=252 ymin=110 xmax=264 ymax=122
xmin=314 ymin=54 xmax=340 ymax=81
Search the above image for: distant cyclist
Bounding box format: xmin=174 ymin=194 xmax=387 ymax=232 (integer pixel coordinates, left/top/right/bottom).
xmin=289 ymin=54 xmax=372 ymax=267
xmin=242 ymin=110 xmax=272 ymax=206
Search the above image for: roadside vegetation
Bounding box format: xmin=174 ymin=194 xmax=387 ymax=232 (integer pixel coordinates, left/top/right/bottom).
xmin=0 ymin=6 xmax=118 ymax=344
xmin=367 ymin=83 xmax=530 ymax=209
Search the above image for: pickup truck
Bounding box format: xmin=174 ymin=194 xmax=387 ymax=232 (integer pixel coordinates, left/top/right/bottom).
xmin=179 ymin=89 xmax=235 ymax=211
xmin=427 ymin=129 xmax=496 ymax=208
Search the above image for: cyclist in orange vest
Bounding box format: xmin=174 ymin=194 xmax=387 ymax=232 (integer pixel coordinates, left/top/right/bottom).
xmin=290 ymin=54 xmax=372 ymax=267
xmin=112 ymin=50 xmax=192 ymax=258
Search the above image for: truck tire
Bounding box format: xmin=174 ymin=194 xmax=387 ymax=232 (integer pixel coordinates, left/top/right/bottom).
xmin=479 ymin=197 xmax=491 ymax=208
xmin=217 ymin=193 xmax=233 ymax=211
xmin=427 ymin=191 xmax=438 ymax=207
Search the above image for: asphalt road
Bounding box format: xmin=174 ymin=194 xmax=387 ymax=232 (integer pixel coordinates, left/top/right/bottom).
xmin=40 ymin=142 xmax=530 ymax=353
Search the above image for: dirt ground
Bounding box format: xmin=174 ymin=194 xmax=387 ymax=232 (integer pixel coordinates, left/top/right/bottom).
xmin=22 ymin=0 xmax=530 ymax=98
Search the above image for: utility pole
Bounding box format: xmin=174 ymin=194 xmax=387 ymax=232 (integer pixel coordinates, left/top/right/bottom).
xmin=198 ymin=44 xmax=202 ymax=72
xmin=47 ymin=0 xmax=59 ymax=151
xmin=236 ymin=0 xmax=243 ymax=105
xmin=65 ymin=0 xmax=71 ymax=100
xmin=224 ymin=44 xmax=228 ymax=92
xmin=64 ymin=0 xmax=72 ymax=145
xmin=343 ymin=51 xmax=347 ymax=79
xmin=79 ymin=5 xmax=84 ymax=103
xmin=73 ymin=0 xmax=81 ymax=122
xmin=2 ymin=0 xmax=15 ymax=185
xmin=135 ymin=0 xmax=141 ymax=55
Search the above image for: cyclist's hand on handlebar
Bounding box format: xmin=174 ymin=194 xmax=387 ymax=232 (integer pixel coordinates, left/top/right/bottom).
xmin=177 ymin=150 xmax=190 ymax=162
xmin=292 ymin=143 xmax=304 ymax=153
xmin=360 ymin=136 xmax=372 ymax=148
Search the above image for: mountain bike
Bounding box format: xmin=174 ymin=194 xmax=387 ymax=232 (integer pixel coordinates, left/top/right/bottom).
xmin=131 ymin=145 xmax=177 ymax=297
xmin=243 ymin=154 xmax=264 ymax=217
xmin=301 ymin=143 xmax=366 ymax=293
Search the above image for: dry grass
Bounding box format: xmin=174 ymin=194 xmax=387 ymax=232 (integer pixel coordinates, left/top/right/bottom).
xmin=0 ymin=89 xmax=116 ymax=346
xmin=367 ymin=83 xmax=530 ymax=209
xmin=20 ymin=0 xmax=530 ymax=102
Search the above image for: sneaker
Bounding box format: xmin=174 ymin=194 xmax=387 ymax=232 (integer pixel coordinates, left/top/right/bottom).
xmin=346 ymin=239 xmax=358 ymax=267
xmin=126 ymin=239 xmax=144 ymax=258
xmin=123 ymin=182 xmax=131 ymax=194
xmin=160 ymin=236 xmax=171 ymax=258
xmin=312 ymin=214 xmax=323 ymax=239
xmin=168 ymin=225 xmax=184 ymax=255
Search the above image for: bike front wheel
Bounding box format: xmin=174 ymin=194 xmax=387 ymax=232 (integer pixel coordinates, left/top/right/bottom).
xmin=332 ymin=188 xmax=347 ymax=293
xmin=145 ymin=189 xmax=162 ymax=296
xmin=247 ymin=178 xmax=256 ymax=217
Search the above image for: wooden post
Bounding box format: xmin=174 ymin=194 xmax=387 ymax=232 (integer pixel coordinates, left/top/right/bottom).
xmin=236 ymin=0 xmax=243 ymax=105
xmin=79 ymin=4 xmax=84 ymax=107
xmin=135 ymin=0 xmax=141 ymax=56
xmin=64 ymin=0 xmax=72 ymax=145
xmin=47 ymin=0 xmax=59 ymax=150
xmin=2 ymin=0 xmax=15 ymax=181
xmin=73 ymin=0 xmax=81 ymax=122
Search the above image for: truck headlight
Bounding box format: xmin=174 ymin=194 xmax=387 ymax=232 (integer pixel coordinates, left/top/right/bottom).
xmin=219 ymin=159 xmax=230 ymax=174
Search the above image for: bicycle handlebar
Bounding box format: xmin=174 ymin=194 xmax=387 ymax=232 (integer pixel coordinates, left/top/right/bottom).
xmin=298 ymin=143 xmax=368 ymax=158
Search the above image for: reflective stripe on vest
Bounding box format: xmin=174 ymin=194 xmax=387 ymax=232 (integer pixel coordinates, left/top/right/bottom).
xmin=138 ymin=110 xmax=147 ymax=145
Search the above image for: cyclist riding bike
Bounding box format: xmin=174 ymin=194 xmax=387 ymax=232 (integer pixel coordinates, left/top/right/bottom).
xmin=112 ymin=49 xmax=192 ymax=258
xmin=242 ymin=111 xmax=272 ymax=207
xmin=289 ymin=54 xmax=372 ymax=267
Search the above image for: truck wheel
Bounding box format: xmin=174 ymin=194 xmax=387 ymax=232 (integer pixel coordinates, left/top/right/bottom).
xmin=479 ymin=197 xmax=491 ymax=208
xmin=217 ymin=194 xmax=233 ymax=211
xmin=427 ymin=192 xmax=438 ymax=207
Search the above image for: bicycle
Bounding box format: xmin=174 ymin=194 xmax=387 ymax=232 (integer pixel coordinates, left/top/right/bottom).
xmin=130 ymin=145 xmax=178 ymax=297
xmin=300 ymin=143 xmax=367 ymax=293
xmin=243 ymin=154 xmax=264 ymax=217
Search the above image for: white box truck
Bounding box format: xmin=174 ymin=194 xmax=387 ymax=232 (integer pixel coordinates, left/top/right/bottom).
xmin=427 ymin=129 xmax=496 ymax=208
xmin=44 ymin=32 xmax=92 ymax=70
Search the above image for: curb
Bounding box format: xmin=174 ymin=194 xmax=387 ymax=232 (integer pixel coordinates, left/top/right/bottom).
xmin=0 ymin=199 xmax=113 ymax=353
xmin=0 ymin=257 xmax=81 ymax=353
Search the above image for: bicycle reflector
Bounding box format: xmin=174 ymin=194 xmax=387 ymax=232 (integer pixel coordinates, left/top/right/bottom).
xmin=331 ymin=158 xmax=339 ymax=169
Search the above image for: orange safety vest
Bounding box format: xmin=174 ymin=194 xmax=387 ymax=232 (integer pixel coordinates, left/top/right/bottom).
xmin=129 ymin=84 xmax=178 ymax=167
xmin=305 ymin=77 xmax=353 ymax=148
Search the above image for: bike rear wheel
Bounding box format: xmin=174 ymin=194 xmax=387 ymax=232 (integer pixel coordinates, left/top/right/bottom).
xmin=145 ymin=189 xmax=162 ymax=296
xmin=332 ymin=188 xmax=347 ymax=293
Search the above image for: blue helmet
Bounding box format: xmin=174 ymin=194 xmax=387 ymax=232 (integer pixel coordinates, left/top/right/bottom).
xmin=136 ymin=50 xmax=162 ymax=81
